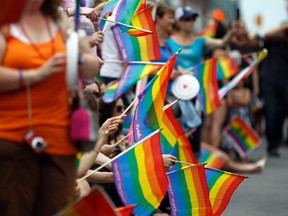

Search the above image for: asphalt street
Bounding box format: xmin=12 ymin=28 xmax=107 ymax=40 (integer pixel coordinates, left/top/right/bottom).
xmin=223 ymin=138 xmax=288 ymax=216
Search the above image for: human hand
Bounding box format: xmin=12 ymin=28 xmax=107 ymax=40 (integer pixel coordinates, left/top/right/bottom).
xmin=89 ymin=31 xmax=104 ymax=47
xmin=162 ymin=154 xmax=177 ymax=168
xmin=99 ymin=116 xmax=123 ymax=136
xmin=81 ymin=7 xmax=98 ymax=22
xmin=101 ymin=144 xmax=117 ymax=155
xmin=36 ymin=52 xmax=66 ymax=80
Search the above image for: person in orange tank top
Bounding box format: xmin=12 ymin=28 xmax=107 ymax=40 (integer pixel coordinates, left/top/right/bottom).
xmin=0 ymin=0 xmax=102 ymax=215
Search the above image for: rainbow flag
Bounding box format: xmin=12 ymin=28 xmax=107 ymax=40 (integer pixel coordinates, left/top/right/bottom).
xmin=125 ymin=6 xmax=154 ymax=36
xmin=58 ymin=186 xmax=118 ymax=216
xmin=112 ymin=130 xmax=168 ymax=216
xmin=194 ymin=58 xmax=221 ymax=115
xmin=160 ymin=104 xmax=185 ymax=154
xmin=223 ymin=116 xmax=260 ymax=158
xmin=133 ymin=53 xmax=176 ymax=142
xmin=217 ymin=56 xmax=238 ymax=80
xmin=199 ymin=147 xmax=225 ymax=169
xmin=99 ymin=0 xmax=142 ymax=31
xmin=197 ymin=22 xmax=218 ymax=38
xmin=102 ymin=63 xmax=162 ymax=103
xmin=167 ymin=164 xmax=213 ymax=216
xmin=170 ymin=135 xmax=198 ymax=171
xmin=112 ymin=6 xmax=161 ymax=61
xmin=205 ymin=167 xmax=246 ymax=216
xmin=218 ymin=49 xmax=268 ymax=99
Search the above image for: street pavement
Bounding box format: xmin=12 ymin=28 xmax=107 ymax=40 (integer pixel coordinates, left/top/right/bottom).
xmin=223 ymin=138 xmax=288 ymax=216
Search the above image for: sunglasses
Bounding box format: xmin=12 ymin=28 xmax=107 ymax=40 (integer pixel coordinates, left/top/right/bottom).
xmin=116 ymin=105 xmax=125 ymax=113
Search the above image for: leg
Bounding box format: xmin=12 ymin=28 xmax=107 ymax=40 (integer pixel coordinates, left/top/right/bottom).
xmin=34 ymin=154 xmax=76 ymax=216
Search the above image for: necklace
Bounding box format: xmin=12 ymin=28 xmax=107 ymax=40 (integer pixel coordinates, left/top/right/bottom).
xmin=20 ymin=16 xmax=56 ymax=60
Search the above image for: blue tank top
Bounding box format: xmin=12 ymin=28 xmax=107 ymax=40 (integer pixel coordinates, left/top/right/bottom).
xmin=166 ymin=37 xmax=206 ymax=74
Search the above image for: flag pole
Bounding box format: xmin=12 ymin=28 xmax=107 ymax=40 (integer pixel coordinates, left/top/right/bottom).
xmin=114 ymin=131 xmax=133 ymax=146
xmin=104 ymin=59 xmax=165 ymax=65
xmin=120 ymin=97 xmax=137 ymax=118
xmin=99 ymin=17 xmax=153 ymax=34
xmin=77 ymin=129 xmax=161 ymax=182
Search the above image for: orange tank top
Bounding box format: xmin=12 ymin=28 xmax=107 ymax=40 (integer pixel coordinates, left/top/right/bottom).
xmin=0 ymin=23 xmax=76 ymax=155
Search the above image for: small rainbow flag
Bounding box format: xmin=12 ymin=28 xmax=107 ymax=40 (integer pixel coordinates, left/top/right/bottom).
xmin=167 ymin=164 xmax=213 ymax=216
xmin=170 ymin=135 xmax=198 ymax=171
xmin=217 ymin=56 xmax=239 ymax=80
xmin=218 ymin=49 xmax=268 ymax=99
xmin=205 ymin=167 xmax=246 ymax=216
xmin=58 ymin=186 xmax=118 ymax=216
xmin=199 ymin=147 xmax=226 ymax=169
xmin=223 ymin=116 xmax=260 ymax=158
xmin=160 ymin=104 xmax=185 ymax=154
xmin=133 ymin=53 xmax=176 ymax=142
xmin=194 ymin=58 xmax=221 ymax=115
xmin=99 ymin=0 xmax=142 ymax=31
xmin=112 ymin=130 xmax=168 ymax=216
xmin=112 ymin=6 xmax=161 ymax=61
xmin=197 ymin=22 xmax=218 ymax=38
xmin=102 ymin=63 xmax=162 ymax=103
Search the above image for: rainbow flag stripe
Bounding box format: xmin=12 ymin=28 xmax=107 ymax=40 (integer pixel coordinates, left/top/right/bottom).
xmin=167 ymin=164 xmax=213 ymax=216
xmin=199 ymin=147 xmax=225 ymax=169
xmin=133 ymin=54 xmax=176 ymax=142
xmin=224 ymin=116 xmax=260 ymax=158
xmin=197 ymin=23 xmax=218 ymax=38
xmin=112 ymin=131 xmax=168 ymax=216
xmin=170 ymin=135 xmax=198 ymax=171
xmin=160 ymin=105 xmax=184 ymax=154
xmin=112 ymin=11 xmax=161 ymax=61
xmin=195 ymin=58 xmax=221 ymax=115
xmin=98 ymin=0 xmax=119 ymax=30
xmin=217 ymin=56 xmax=238 ymax=80
xmin=205 ymin=167 xmax=246 ymax=216
xmin=103 ymin=63 xmax=162 ymax=103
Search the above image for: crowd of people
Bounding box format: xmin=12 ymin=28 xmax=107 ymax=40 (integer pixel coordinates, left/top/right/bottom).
xmin=1 ymin=0 xmax=288 ymax=215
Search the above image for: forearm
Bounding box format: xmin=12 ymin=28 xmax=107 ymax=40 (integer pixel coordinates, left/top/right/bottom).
xmin=86 ymin=171 xmax=114 ymax=183
xmin=95 ymin=152 xmax=112 ymax=171
xmin=0 ymin=67 xmax=44 ymax=92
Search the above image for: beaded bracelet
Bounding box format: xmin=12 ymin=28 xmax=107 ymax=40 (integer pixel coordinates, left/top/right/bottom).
xmin=19 ymin=69 xmax=25 ymax=88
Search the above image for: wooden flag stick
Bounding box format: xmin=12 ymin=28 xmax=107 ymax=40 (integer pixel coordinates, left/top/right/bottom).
xmin=105 ymin=98 xmax=138 ymax=135
xmin=114 ymin=131 xmax=133 ymax=146
xmin=104 ymin=59 xmax=165 ymax=65
xmin=99 ymin=17 xmax=153 ymax=34
xmin=175 ymin=160 xmax=196 ymax=166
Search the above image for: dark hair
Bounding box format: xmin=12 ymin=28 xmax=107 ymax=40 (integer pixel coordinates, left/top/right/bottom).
xmin=41 ymin=0 xmax=62 ymax=21
xmin=156 ymin=2 xmax=174 ymax=18
xmin=214 ymin=20 xmax=227 ymax=39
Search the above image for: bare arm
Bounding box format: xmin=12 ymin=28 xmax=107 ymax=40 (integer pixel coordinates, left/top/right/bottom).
xmin=86 ymin=171 xmax=114 ymax=183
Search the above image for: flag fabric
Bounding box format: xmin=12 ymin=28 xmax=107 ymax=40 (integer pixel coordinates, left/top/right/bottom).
xmin=205 ymin=167 xmax=246 ymax=216
xmin=98 ymin=0 xmax=142 ymax=30
xmin=194 ymin=58 xmax=221 ymax=115
xmin=160 ymin=104 xmax=185 ymax=154
xmin=197 ymin=22 xmax=218 ymax=38
xmin=170 ymin=135 xmax=198 ymax=171
xmin=112 ymin=130 xmax=168 ymax=216
xmin=218 ymin=49 xmax=268 ymax=99
xmin=102 ymin=63 xmax=162 ymax=103
xmin=217 ymin=56 xmax=238 ymax=80
xmin=223 ymin=116 xmax=260 ymax=158
xmin=133 ymin=53 xmax=176 ymax=142
xmin=116 ymin=205 xmax=136 ymax=216
xmin=112 ymin=5 xmax=161 ymax=61
xmin=167 ymin=164 xmax=213 ymax=216
xmin=199 ymin=147 xmax=226 ymax=169
xmin=57 ymin=186 xmax=118 ymax=216
xmin=125 ymin=6 xmax=154 ymax=36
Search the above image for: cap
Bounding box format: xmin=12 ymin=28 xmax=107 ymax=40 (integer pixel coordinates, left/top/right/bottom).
xmin=175 ymin=6 xmax=199 ymax=21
